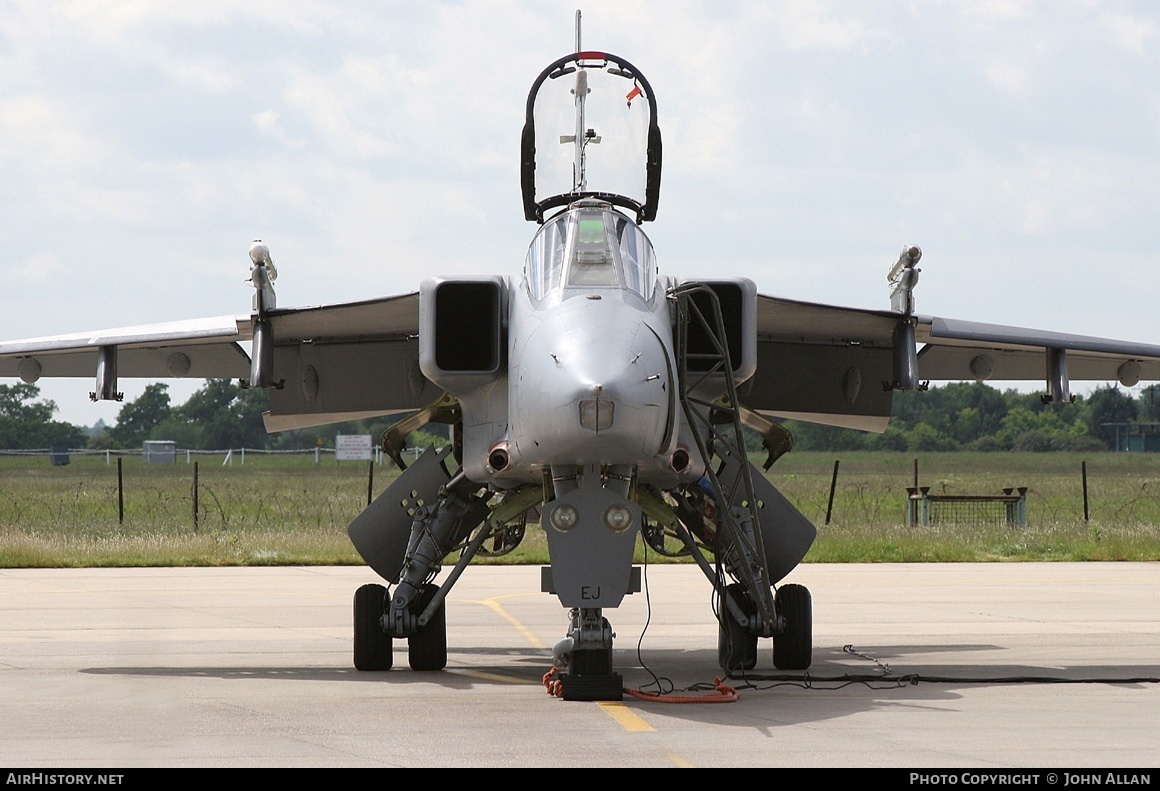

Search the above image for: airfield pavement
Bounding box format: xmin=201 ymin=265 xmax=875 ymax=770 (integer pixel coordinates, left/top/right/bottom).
xmin=0 ymin=563 xmax=1157 ymax=770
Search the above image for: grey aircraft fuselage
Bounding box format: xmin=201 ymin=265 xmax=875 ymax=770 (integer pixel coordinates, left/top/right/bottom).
xmin=415 ymin=202 xmax=742 ymax=611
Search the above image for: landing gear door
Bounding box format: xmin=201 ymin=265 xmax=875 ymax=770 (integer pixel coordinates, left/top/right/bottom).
xmin=348 ymin=446 xmax=454 ymax=583
xmin=715 ymin=456 xmax=818 ymax=585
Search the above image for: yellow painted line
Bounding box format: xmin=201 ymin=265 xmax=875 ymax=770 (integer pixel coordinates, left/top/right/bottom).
xmin=596 ymin=701 xmax=654 ymax=732
xmin=476 ymin=595 xmax=549 ymax=650
xmin=664 ymin=750 xmax=696 ymax=768
xmin=447 ymin=668 xmax=537 ymax=686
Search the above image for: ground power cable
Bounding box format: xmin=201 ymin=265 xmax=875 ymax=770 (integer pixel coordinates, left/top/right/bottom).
xmin=615 ymin=539 xmax=748 ymax=703
xmin=720 ymin=644 xmax=1160 ymax=692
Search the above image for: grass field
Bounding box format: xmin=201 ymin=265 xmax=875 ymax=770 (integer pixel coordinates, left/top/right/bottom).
xmin=2 ymin=450 xmax=1159 ymax=567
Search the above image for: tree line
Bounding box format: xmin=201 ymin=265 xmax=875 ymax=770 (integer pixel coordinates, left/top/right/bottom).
xmin=0 ymin=378 xmax=1156 ymax=452
xmin=782 ymin=381 xmax=1151 ymax=452
xmin=0 ymin=380 xmax=446 ymax=452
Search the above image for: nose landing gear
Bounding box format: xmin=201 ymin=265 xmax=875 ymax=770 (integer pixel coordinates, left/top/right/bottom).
xmin=551 ymin=608 xmax=622 ymax=701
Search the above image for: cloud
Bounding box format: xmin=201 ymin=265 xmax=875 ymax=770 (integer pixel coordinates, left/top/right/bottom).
xmin=0 ymin=96 xmax=102 ymax=167
xmin=1101 ymin=13 xmax=1156 ymax=54
xmin=984 ymin=62 xmax=1029 ymax=96
xmin=0 ymin=252 xmax=67 ymax=284
xmin=252 ymin=109 xmax=306 ymax=149
xmin=960 ymin=0 xmax=1031 ymax=22
xmin=766 ymin=2 xmax=876 ymax=51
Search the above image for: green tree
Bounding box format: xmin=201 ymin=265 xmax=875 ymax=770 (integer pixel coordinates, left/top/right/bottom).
xmin=907 ymin=422 xmax=959 ymax=452
xmin=0 ymin=384 xmax=86 ymax=449
xmin=863 ymin=423 xmax=909 ymax=451
xmin=106 ymin=383 xmax=172 ymax=448
xmin=1138 ymin=385 xmax=1160 ymax=422
xmin=1086 ymin=385 xmax=1137 ymax=449
xmin=988 ymin=400 xmax=1089 ymax=450
xmin=166 ymin=380 xmax=270 ymax=449
xmin=780 ymin=420 xmax=867 ymax=451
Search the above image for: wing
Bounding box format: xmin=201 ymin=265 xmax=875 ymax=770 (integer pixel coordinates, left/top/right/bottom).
xmin=0 ymin=315 xmax=253 ymax=382
xmin=916 ymin=317 xmax=1160 ymax=382
xmin=263 ymin=293 xmax=438 ymax=431
xmin=0 ymin=292 xmax=435 ymax=432
xmin=741 ymin=294 xmax=1160 ymax=432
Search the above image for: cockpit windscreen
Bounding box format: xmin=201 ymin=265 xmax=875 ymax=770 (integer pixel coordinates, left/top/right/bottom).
xmin=525 ymin=208 xmax=656 ymax=303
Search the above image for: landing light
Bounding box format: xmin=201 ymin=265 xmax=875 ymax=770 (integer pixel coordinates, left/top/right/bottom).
xmin=604 ymin=504 xmax=634 ymax=534
xmin=550 ymin=504 xmax=579 ymax=532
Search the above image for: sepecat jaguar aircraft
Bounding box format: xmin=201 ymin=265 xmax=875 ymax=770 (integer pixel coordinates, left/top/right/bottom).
xmin=4 ymin=38 xmax=1160 ymax=701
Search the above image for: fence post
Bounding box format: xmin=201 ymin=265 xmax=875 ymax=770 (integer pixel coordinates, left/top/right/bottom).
xmin=1082 ymin=461 xmax=1090 ymax=523
xmin=825 ymin=459 xmax=840 ymax=525
xmin=117 ymin=457 xmax=124 ymax=525
xmin=367 ymin=460 xmax=374 ymax=506
xmin=193 ymin=461 xmax=199 ymax=531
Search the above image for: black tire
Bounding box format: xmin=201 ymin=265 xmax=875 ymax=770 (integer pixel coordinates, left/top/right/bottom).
xmin=353 ymin=583 xmax=392 ymax=671
xmin=570 ymin=648 xmax=613 ymax=676
xmin=407 ymin=583 xmax=447 ymax=671
xmin=569 ymin=616 xmax=614 ymax=676
xmin=773 ymin=583 xmax=812 ymax=670
xmin=718 ymin=583 xmax=758 ymax=671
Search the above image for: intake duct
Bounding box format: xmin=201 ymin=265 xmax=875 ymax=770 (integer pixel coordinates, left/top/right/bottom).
xmin=420 ymin=277 xmax=506 ymax=382
xmin=675 ymin=278 xmax=756 ymax=381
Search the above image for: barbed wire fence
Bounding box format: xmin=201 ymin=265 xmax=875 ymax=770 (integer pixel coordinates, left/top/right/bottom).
xmin=0 ymin=445 xmax=435 ymax=531
xmin=2 ymin=449 xmax=1159 ymax=532
xmin=0 ymin=445 xmax=413 ymax=463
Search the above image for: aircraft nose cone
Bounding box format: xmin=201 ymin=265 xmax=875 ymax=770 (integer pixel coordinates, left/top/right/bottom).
xmin=512 ymin=297 xmax=672 ymax=465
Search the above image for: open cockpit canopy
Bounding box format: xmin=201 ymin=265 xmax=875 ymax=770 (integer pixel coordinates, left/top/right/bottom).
xmin=521 ymin=52 xmax=662 ymax=224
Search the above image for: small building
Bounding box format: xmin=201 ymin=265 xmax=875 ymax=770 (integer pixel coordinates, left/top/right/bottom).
xmin=1102 ymin=423 xmax=1160 ymax=452
xmin=143 ymin=440 xmax=177 ymax=464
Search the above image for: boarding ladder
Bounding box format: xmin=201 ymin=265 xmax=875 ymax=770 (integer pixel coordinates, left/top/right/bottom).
xmin=669 ymin=284 xmax=777 ymax=630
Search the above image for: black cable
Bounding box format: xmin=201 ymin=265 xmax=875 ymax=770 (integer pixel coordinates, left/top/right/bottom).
xmin=632 ymin=536 xmax=676 ymax=696
xmin=723 ymin=671 xmax=1159 ymax=691
xmin=721 ymin=644 xmax=1160 ymax=691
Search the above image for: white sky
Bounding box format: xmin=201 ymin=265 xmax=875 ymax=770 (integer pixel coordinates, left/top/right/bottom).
xmin=1 ymin=1 xmax=1157 ymax=426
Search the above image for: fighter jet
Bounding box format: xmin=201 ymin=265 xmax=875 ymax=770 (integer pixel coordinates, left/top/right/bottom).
xmin=4 ymin=40 xmax=1160 ymax=701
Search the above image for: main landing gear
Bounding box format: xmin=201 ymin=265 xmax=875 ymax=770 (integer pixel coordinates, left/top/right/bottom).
xmin=353 ymin=582 xmax=449 ymax=672
xmin=348 ymin=444 xmax=493 ymax=674
xmin=717 ymin=579 xmax=813 ymax=673
xmin=772 ymin=583 xmax=812 ymax=671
